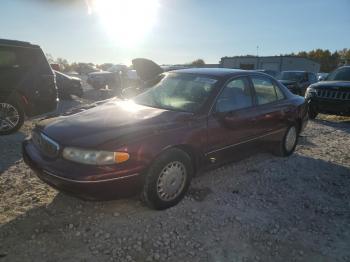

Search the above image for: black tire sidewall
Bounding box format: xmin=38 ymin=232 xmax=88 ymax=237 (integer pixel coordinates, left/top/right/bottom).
xmin=0 ymin=99 xmax=24 ymax=135
xmin=142 ymin=148 xmax=193 ymax=210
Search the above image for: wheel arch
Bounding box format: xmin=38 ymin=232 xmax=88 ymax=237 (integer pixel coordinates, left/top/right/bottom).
xmin=171 ymin=144 xmax=200 ymax=175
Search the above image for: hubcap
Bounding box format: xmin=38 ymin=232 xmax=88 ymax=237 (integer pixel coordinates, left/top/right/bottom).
xmin=285 ymin=126 xmax=297 ymax=152
xmin=0 ymin=103 xmax=20 ymax=132
xmin=156 ymin=161 xmax=187 ymax=201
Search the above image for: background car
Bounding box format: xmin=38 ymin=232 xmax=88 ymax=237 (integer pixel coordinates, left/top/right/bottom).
xmin=23 ymin=68 xmax=308 ymax=210
xmin=0 ymin=39 xmax=58 ymax=135
xmin=277 ymin=71 xmax=318 ymax=95
xmin=54 ymin=70 xmax=83 ymax=99
xmin=305 ymin=66 xmax=350 ymax=119
xmin=317 ymin=72 xmax=329 ymax=81
xmin=87 ymin=64 xmax=127 ymax=90
xmin=254 ymin=69 xmax=278 ymax=78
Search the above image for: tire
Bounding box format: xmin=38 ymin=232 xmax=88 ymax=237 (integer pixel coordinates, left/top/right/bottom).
xmin=142 ymin=148 xmax=193 ymax=210
xmin=308 ymin=108 xmax=318 ymax=119
xmin=273 ymin=125 xmax=298 ymax=157
xmin=76 ymin=88 xmax=84 ymax=98
xmin=0 ymin=99 xmax=25 ymax=135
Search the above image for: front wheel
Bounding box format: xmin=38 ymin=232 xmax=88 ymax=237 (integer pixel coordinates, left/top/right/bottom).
xmin=142 ymin=148 xmax=193 ymax=210
xmin=273 ymin=125 xmax=298 ymax=157
xmin=0 ymin=100 xmax=24 ymax=135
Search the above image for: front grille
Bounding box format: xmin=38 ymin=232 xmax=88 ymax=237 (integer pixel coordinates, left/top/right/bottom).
xmin=316 ymin=89 xmax=350 ymax=100
xmin=32 ymin=131 xmax=60 ymax=157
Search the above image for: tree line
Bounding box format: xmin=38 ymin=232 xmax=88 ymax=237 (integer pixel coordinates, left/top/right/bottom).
xmin=285 ymin=48 xmax=350 ymax=72
xmin=220 ymin=48 xmax=350 ymax=73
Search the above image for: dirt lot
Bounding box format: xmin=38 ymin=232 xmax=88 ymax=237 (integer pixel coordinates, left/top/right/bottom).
xmin=0 ymin=91 xmax=349 ymax=262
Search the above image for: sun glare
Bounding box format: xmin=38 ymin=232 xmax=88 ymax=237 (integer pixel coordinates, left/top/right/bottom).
xmin=90 ymin=0 xmax=160 ymax=47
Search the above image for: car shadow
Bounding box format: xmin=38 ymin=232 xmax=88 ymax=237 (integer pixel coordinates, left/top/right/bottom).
xmin=0 ymin=130 xmax=26 ymax=175
xmin=1 ymin=153 xmax=349 ymax=262
xmin=313 ymin=118 xmax=350 ymax=133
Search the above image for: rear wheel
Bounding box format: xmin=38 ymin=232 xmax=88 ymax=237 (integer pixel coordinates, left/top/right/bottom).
xmin=273 ymin=125 xmax=298 ymax=157
xmin=142 ymin=148 xmax=193 ymax=210
xmin=0 ymin=99 xmax=24 ymax=135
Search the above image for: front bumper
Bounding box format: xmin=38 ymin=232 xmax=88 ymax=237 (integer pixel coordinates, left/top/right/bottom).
xmin=309 ymin=97 xmax=350 ymax=116
xmin=22 ymin=140 xmax=144 ymax=200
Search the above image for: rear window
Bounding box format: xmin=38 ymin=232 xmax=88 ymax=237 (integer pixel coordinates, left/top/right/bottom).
xmin=252 ymin=76 xmax=284 ymax=105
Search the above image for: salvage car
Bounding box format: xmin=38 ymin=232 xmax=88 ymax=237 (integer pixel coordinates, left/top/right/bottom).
xmin=0 ymin=39 xmax=58 ymax=135
xmin=305 ymin=66 xmax=350 ymax=119
xmin=23 ymin=67 xmax=308 ymax=209
xmin=277 ymin=71 xmax=317 ymax=95
xmin=87 ymin=65 xmax=124 ymax=90
xmin=54 ymin=70 xmax=83 ymax=99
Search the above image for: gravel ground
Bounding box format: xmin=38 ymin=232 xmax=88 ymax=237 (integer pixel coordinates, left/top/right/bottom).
xmin=0 ymin=90 xmax=349 ymax=262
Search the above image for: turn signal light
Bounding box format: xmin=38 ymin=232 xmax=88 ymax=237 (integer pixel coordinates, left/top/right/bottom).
xmin=114 ymin=152 xmax=130 ymax=164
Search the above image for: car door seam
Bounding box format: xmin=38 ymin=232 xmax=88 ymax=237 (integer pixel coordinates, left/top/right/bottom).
xmin=204 ymin=128 xmax=285 ymax=156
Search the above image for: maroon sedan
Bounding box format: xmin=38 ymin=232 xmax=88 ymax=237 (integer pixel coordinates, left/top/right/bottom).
xmin=23 ymin=68 xmax=308 ymax=209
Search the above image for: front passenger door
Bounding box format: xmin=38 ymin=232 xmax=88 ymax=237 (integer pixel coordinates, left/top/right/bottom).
xmin=207 ymin=77 xmax=258 ymax=162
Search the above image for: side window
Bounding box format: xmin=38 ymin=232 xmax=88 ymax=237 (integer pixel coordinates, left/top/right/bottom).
xmin=275 ymin=84 xmax=285 ymax=100
xmin=0 ymin=47 xmax=18 ymax=68
xmin=216 ymin=77 xmax=253 ymax=112
xmin=252 ymin=76 xmax=278 ymax=105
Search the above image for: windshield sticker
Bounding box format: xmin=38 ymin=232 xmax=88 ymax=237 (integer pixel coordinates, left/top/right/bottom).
xmin=194 ymin=77 xmax=217 ymax=84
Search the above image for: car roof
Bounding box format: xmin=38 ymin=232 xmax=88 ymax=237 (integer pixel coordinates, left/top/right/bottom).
xmin=281 ymin=70 xmax=308 ymax=73
xmin=0 ymin=39 xmax=39 ymax=48
xmin=170 ymin=68 xmax=250 ymax=78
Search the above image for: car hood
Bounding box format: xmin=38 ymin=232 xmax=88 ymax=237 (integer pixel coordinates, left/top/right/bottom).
xmin=278 ymin=80 xmax=298 ymax=85
xmin=132 ymin=58 xmax=163 ymax=82
xmin=37 ymin=100 xmax=191 ymax=148
xmin=311 ymin=81 xmax=350 ymax=90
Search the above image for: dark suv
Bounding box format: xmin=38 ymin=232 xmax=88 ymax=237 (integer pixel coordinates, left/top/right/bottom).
xmin=305 ymin=66 xmax=350 ymax=119
xmin=277 ymin=71 xmax=318 ymax=96
xmin=0 ymin=39 xmax=58 ymax=135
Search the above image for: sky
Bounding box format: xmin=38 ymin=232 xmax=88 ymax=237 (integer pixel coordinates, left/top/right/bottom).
xmin=0 ymin=0 xmax=349 ymax=65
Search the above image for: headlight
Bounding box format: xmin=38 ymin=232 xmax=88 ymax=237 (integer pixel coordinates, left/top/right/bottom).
xmin=62 ymin=147 xmax=129 ymax=165
xmin=305 ymin=86 xmax=316 ymax=99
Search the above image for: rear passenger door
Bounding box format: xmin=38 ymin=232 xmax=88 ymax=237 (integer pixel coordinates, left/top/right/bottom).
xmin=250 ymin=75 xmax=288 ymax=136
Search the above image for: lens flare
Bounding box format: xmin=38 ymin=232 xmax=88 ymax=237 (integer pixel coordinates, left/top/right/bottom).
xmin=90 ymin=0 xmax=160 ymax=47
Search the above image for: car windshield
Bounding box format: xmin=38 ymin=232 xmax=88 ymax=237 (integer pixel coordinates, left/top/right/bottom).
xmin=133 ymin=73 xmax=218 ymax=113
xmin=326 ymin=67 xmax=350 ymax=81
xmin=277 ymin=72 xmax=305 ymax=81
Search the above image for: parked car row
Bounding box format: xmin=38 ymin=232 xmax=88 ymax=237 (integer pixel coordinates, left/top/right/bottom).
xmin=1 ymin=38 xmax=349 ymax=210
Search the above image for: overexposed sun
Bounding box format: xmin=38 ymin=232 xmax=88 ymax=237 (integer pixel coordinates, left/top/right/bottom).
xmin=90 ymin=0 xmax=160 ymax=47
